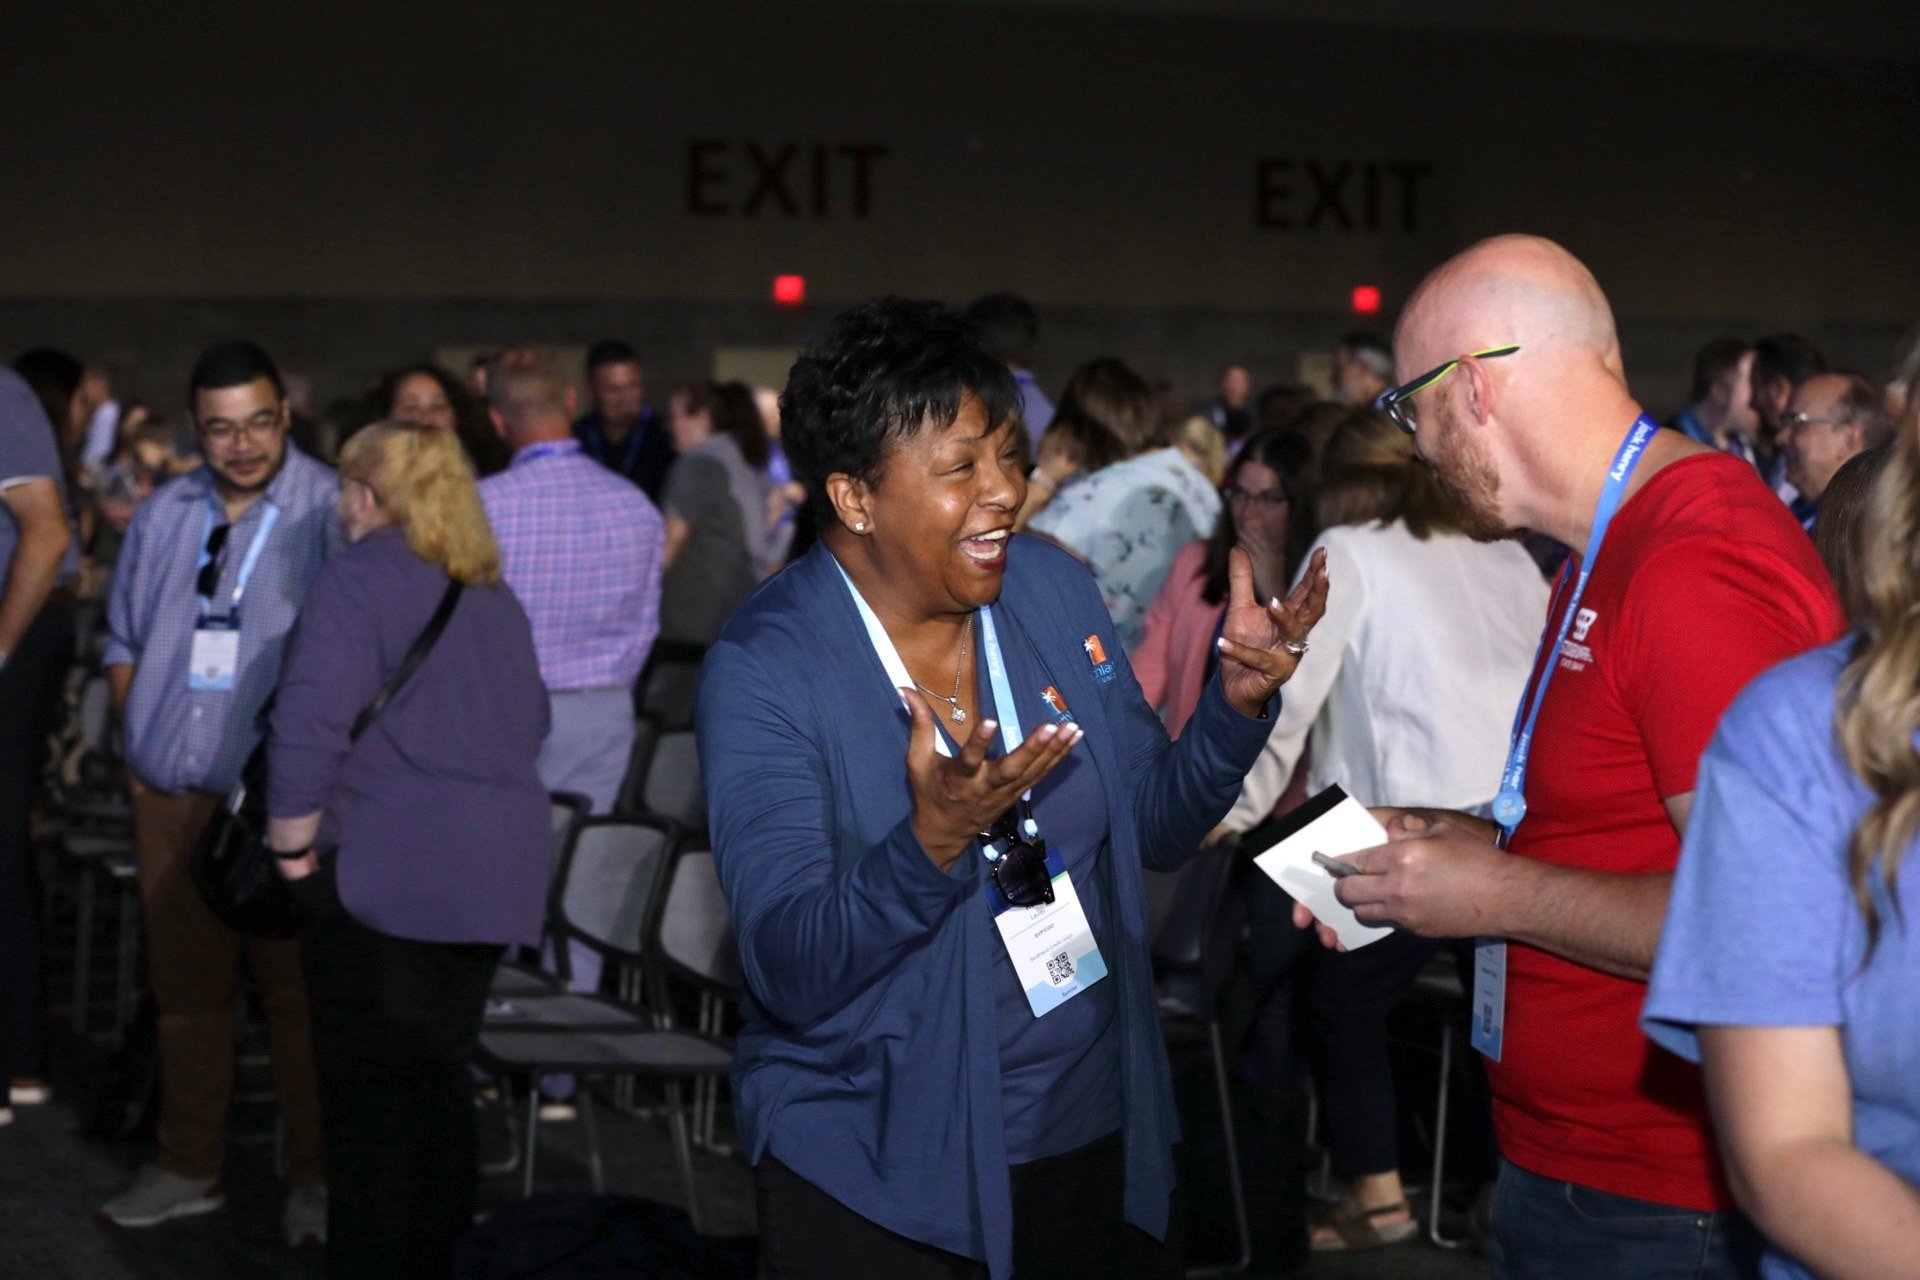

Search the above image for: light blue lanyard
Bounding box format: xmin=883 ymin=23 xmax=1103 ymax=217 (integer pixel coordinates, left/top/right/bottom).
xmin=1490 ymin=416 xmax=1658 ymax=836
xmin=198 ymin=498 xmax=280 ymax=619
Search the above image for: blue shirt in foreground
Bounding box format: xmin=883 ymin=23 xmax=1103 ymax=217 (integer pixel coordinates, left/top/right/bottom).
xmin=1644 ymin=638 xmax=1920 ymax=1280
xmin=105 ymin=448 xmax=341 ymax=793
xmin=267 ymin=525 xmax=551 ymax=946
xmin=698 ymin=537 xmax=1275 ymax=1279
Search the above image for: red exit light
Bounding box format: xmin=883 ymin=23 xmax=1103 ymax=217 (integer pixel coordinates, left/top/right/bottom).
xmin=1351 ymin=285 xmax=1382 ymax=316
xmin=773 ymin=274 xmax=807 ymax=306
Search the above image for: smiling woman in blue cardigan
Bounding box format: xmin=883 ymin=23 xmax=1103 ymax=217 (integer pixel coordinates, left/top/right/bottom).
xmin=697 ymin=298 xmax=1329 ymax=1280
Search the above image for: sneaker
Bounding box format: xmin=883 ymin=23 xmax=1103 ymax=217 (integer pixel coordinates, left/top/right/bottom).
xmin=283 ymin=1183 xmax=328 ymax=1248
xmin=8 ymin=1080 xmax=51 ymax=1106
xmin=100 ymin=1165 xmax=224 ymax=1228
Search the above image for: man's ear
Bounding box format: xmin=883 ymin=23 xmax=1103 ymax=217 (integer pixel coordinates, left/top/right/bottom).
xmin=825 ymin=472 xmax=873 ymax=534
xmin=1462 ymin=356 xmax=1496 ymax=426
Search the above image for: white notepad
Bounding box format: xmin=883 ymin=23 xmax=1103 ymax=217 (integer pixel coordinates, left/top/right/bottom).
xmin=1251 ymin=784 xmax=1395 ymax=950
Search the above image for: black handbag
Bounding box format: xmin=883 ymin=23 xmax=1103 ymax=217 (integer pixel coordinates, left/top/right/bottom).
xmin=191 ymin=578 xmax=465 ymax=936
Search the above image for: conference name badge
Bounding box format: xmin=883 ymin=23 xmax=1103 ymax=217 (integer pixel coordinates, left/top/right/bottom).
xmin=986 ymin=854 xmax=1108 ymax=1018
xmin=188 ymin=618 xmax=241 ymax=692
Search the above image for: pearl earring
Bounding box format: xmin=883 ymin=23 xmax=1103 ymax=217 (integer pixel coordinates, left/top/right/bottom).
xmin=854 ymin=522 xmax=866 ymax=532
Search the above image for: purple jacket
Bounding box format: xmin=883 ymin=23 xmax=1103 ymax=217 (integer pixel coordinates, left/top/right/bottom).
xmin=268 ymin=525 xmax=551 ymax=945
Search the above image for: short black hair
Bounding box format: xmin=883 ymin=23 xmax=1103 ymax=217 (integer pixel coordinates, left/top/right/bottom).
xmin=1690 ymin=336 xmax=1753 ymax=402
xmin=964 ymin=293 xmax=1040 ymax=369
xmin=781 ymin=297 xmax=1023 ymax=522
xmin=187 ymin=340 xmax=284 ymax=409
xmin=585 ymin=340 xmax=640 ymax=375
xmin=1752 ymin=333 xmax=1827 ymax=391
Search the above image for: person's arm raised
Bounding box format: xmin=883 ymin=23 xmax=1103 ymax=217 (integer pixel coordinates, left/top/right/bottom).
xmin=702 ymin=647 xmax=1079 ymax=1029
xmin=904 ymin=688 xmax=1082 ymax=868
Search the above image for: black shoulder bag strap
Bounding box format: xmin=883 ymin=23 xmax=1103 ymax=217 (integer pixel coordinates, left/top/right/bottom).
xmin=348 ymin=578 xmax=465 ymax=741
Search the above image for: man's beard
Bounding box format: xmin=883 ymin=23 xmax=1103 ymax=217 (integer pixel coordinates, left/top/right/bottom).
xmin=212 ymin=447 xmax=288 ymax=498
xmin=1425 ymin=401 xmax=1510 ymax=542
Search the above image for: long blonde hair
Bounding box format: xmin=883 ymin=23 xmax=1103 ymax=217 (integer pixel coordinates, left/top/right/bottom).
xmin=1836 ymin=394 xmax=1920 ymax=952
xmin=338 ymin=420 xmax=501 ymax=584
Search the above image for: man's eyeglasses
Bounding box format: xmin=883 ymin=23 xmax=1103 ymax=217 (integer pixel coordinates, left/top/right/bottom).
xmin=1224 ymin=485 xmax=1289 ymax=509
xmin=1375 ymin=345 xmax=1521 ymax=435
xmin=983 ymin=803 xmax=1053 ymax=908
xmin=200 ymin=414 xmax=284 ymax=447
xmin=1779 ymin=411 xmax=1849 ymax=434
xmin=196 ymin=522 xmax=231 ymax=599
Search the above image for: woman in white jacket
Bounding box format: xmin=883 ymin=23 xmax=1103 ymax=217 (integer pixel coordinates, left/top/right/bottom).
xmin=1225 ymin=409 xmax=1548 ymax=1250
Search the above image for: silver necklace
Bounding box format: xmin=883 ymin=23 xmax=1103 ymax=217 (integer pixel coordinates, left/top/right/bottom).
xmin=913 ymin=616 xmax=972 ymax=724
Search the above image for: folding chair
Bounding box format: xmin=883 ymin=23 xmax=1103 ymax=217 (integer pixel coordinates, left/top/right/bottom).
xmin=641 ymin=729 xmax=705 ymax=838
xmin=649 ymin=846 xmax=741 ymax=1152
xmin=475 ymin=815 xmax=731 ymax=1226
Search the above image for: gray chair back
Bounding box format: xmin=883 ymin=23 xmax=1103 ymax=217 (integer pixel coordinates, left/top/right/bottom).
xmin=644 ymin=731 xmax=705 ymax=833
xmin=654 ymin=849 xmax=740 ymax=994
xmin=614 ymin=717 xmax=662 ymax=815
xmin=639 ymin=657 xmax=703 ymax=731
xmin=555 ymin=816 xmax=677 ymax=962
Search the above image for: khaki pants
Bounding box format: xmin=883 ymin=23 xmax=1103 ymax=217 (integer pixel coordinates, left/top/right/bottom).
xmin=132 ymin=789 xmax=324 ymax=1185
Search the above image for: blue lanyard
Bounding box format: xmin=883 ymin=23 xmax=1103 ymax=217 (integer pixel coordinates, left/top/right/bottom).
xmin=199 ymin=498 xmax=280 ymax=619
xmin=834 ymin=558 xmax=1046 ymax=845
xmin=1490 ymin=415 xmax=1658 ymax=835
xmin=515 ymin=440 xmax=574 ymax=466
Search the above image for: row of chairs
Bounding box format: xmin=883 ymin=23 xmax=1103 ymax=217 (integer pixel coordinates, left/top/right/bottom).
xmin=477 ymin=795 xmax=741 ymax=1227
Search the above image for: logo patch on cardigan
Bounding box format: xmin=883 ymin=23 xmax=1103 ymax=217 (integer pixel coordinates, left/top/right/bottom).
xmin=1039 ymin=685 xmax=1075 ymax=724
xmin=1083 ymin=634 xmax=1116 ymax=684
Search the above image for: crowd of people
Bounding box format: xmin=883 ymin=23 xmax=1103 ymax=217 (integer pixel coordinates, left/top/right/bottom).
xmin=0 ymin=233 xmax=1916 ymax=1280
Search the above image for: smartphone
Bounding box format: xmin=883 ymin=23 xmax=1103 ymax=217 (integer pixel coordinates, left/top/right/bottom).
xmin=1312 ymin=850 xmax=1360 ymax=879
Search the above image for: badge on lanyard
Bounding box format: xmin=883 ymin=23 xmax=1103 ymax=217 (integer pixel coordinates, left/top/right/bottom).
xmin=1473 ymin=416 xmax=1656 ymax=1062
xmin=833 ymin=558 xmax=1109 ymax=1018
xmin=188 ymin=618 xmax=241 ymax=692
xmin=189 ymin=499 xmax=280 ymax=695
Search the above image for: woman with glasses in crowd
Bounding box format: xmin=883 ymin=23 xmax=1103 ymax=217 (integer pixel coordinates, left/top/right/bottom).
xmin=697 ymin=298 xmax=1328 ymax=1280
xmin=1133 ymin=426 xmax=1314 ymax=738
xmin=1217 ymin=408 xmax=1547 ymax=1252
xmin=265 ymin=421 xmax=550 ymax=1278
xmin=1644 ymin=393 xmax=1920 ymax=1280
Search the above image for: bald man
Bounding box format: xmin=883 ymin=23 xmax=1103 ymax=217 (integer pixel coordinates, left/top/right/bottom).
xmin=1299 ymin=236 xmax=1844 ymax=1277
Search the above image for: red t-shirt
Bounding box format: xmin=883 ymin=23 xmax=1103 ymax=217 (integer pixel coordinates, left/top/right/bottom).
xmin=1493 ymin=451 xmax=1844 ymax=1210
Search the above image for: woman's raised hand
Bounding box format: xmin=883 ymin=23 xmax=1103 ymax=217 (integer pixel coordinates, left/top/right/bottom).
xmin=902 ymin=688 xmax=1082 ymax=869
xmin=1216 ymin=545 xmax=1330 ymax=718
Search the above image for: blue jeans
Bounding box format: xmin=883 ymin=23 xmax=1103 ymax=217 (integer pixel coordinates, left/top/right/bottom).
xmin=1490 ymin=1161 xmax=1761 ymax=1280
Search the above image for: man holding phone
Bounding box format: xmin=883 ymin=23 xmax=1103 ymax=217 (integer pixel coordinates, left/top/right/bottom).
xmin=1299 ymin=236 xmax=1842 ymax=1278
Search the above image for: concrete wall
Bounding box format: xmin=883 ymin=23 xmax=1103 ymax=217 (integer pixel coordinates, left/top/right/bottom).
xmin=4 ymin=2 xmax=1916 ymax=411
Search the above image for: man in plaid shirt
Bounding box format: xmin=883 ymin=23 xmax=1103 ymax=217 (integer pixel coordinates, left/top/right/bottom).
xmin=481 ymin=361 xmax=665 ymax=815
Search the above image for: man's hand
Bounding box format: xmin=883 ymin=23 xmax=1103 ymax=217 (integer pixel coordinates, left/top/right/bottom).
xmin=1216 ymin=546 xmax=1330 ymax=718
xmin=1291 ymin=811 xmax=1516 ymax=948
xmin=905 ymin=688 xmax=1081 ymax=870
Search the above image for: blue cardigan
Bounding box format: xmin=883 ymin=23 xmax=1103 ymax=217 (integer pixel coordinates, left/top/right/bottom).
xmin=697 ymin=536 xmax=1274 ymax=1277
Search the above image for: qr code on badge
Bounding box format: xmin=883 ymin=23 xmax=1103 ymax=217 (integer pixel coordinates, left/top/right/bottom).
xmin=1046 ymin=952 xmax=1075 ymax=985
